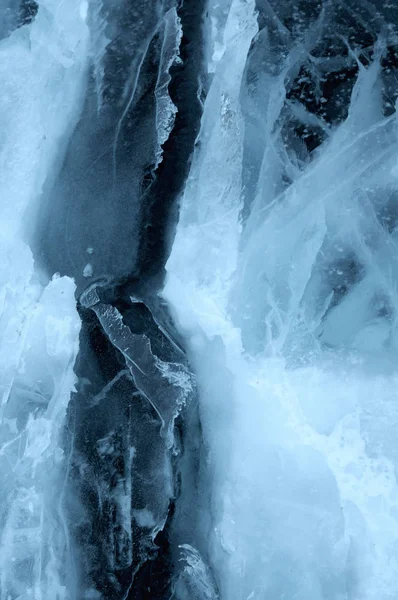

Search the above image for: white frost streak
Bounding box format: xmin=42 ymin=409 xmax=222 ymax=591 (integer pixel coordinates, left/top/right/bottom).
xmin=0 ymin=1 xmax=89 ymax=598
xmin=164 ymin=2 xmax=398 ymax=599
xmin=165 ymin=0 xmax=258 ymax=332
xmin=154 ymin=8 xmax=183 ymax=168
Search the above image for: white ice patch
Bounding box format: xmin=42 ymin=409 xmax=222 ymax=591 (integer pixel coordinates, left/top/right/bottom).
xmin=83 ymin=262 xmax=93 ymax=277
xmin=0 ymin=276 xmax=81 ymax=599
xmin=80 ymin=0 xmax=89 ymax=21
xmin=0 ymin=0 xmax=89 ymax=596
xmin=133 ymin=508 xmax=156 ymax=528
xmin=154 ymin=7 xmax=183 ymax=168
xmin=0 ymin=0 xmax=89 ymax=239
xmin=164 ymin=3 xmax=398 ymax=598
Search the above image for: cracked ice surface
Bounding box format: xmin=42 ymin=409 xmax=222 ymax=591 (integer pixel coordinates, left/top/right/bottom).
xmin=0 ymin=0 xmax=88 ymax=597
xmin=163 ymin=1 xmax=398 ymax=598
xmin=4 ymin=0 xmax=398 ymax=598
xmin=80 ymin=285 xmax=194 ymax=447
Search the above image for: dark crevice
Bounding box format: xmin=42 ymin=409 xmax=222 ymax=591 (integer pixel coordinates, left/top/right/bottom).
xmin=0 ymin=0 xmax=38 ymax=41
xmin=135 ymin=0 xmax=208 ymax=287
xmin=252 ymin=0 xmax=397 ymax=162
xmin=65 ymin=305 xmax=176 ymax=599
xmin=67 ymin=264 xmax=205 ymax=599
xmin=126 ymin=483 xmax=176 ymax=600
xmin=19 ymin=0 xmax=38 ymax=26
xmin=56 ymin=8 xmax=208 ymax=569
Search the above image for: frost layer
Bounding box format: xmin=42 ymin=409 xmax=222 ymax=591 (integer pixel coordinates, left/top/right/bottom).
xmin=163 ymin=1 xmax=398 ymax=598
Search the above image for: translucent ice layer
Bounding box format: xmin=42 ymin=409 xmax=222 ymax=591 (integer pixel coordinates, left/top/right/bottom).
xmin=163 ymin=1 xmax=398 ymax=598
xmin=0 ymin=0 xmax=88 ymax=597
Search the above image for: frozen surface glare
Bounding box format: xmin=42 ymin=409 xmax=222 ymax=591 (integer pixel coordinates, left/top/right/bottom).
xmin=163 ymin=1 xmax=398 ymax=598
xmin=0 ymin=0 xmax=88 ymax=597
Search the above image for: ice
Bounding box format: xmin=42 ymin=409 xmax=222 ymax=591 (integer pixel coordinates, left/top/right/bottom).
xmin=75 ymin=279 xmax=197 ymax=595
xmin=0 ymin=0 xmax=89 ymax=597
xmin=66 ymin=364 xmax=175 ymax=597
xmin=85 ymin=0 xmax=109 ymax=112
xmin=154 ymin=7 xmax=182 ymax=168
xmin=0 ymin=0 xmax=20 ymax=39
xmin=0 ymin=0 xmax=89 ymax=239
xmin=163 ymin=2 xmax=398 ymax=598
xmin=83 ymin=263 xmax=93 ymax=278
xmin=165 ymin=0 xmax=258 ymax=322
xmin=4 ymin=0 xmax=398 ymax=597
xmin=173 ymin=544 xmax=218 ymax=600
xmin=80 ymin=283 xmax=195 ymax=448
xmin=0 ymin=276 xmax=80 ymax=600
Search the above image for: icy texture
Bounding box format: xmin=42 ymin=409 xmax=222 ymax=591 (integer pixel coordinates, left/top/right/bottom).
xmin=0 ymin=0 xmax=89 ymax=239
xmin=164 ymin=1 xmax=398 ymax=599
xmin=154 ymin=7 xmax=182 ymax=168
xmin=0 ymin=276 xmax=80 ymax=600
xmin=67 ymin=366 xmax=174 ymax=599
xmin=0 ymin=0 xmax=88 ymax=597
xmin=172 ymin=544 xmax=218 ymax=600
xmin=111 ymin=2 xmax=182 ymax=183
xmin=80 ymin=284 xmax=194 ymax=448
xmin=74 ymin=281 xmax=196 ymax=597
